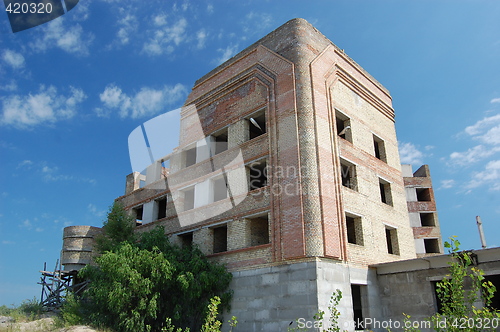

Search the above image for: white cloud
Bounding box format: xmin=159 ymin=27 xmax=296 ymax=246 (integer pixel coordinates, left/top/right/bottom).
xmin=399 ymin=142 xmax=424 ymax=165
xmin=30 ymin=18 xmax=93 ymax=56
xmin=116 ymin=14 xmax=138 ymax=45
xmin=1 ymin=85 xmax=86 ymax=128
xmin=491 ymin=98 xmax=500 ymax=104
xmin=99 ymin=83 xmax=187 ymax=119
xmin=88 ymin=203 xmax=106 ymax=218
xmin=196 ymin=29 xmax=207 ymax=49
xmin=464 ymin=113 xmax=500 ymax=145
xmin=450 ymin=145 xmax=500 ymax=166
xmin=242 ymin=12 xmax=273 ymax=38
xmin=465 ymin=159 xmax=500 ymax=191
xmin=0 ymin=81 xmax=18 ymax=92
xmin=17 ymin=160 xmax=33 ymax=169
xmin=2 ymin=50 xmax=25 ymax=69
xmin=215 ymin=44 xmax=239 ymax=65
xmin=142 ymin=18 xmax=188 ymax=56
xmin=440 ymin=179 xmax=455 ymax=189
xmin=207 ymin=4 xmax=214 ymax=14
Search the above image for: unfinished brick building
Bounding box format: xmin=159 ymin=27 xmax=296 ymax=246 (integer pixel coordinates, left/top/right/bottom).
xmin=63 ymin=18 xmax=470 ymax=331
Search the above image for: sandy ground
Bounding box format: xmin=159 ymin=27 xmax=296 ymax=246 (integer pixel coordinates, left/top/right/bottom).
xmin=0 ymin=315 xmax=99 ymax=332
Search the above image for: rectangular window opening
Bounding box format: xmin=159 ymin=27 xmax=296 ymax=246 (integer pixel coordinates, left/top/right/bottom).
xmin=379 ymin=179 xmax=393 ymax=206
xmin=213 ymin=226 xmax=228 ymax=253
xmin=335 ymin=110 xmax=352 ymax=142
xmin=373 ymin=135 xmax=387 ymax=162
xmin=340 ymin=159 xmax=357 ymax=191
xmin=351 ymin=285 xmax=365 ymax=330
xmin=346 ymin=214 xmax=363 ymax=245
xmin=184 ymin=146 xmax=197 ymax=168
xmin=133 ymin=205 xmax=143 ymax=226
xmin=178 ymin=232 xmax=193 ymax=248
xmin=213 ymin=176 xmax=228 ymax=202
xmin=385 ymin=227 xmax=399 ymax=255
xmin=484 ymin=275 xmax=500 ymax=310
xmin=248 ymin=160 xmax=268 ymax=191
xmin=156 ymin=197 xmax=167 ymax=220
xmin=250 ymin=214 xmax=270 ymax=246
xmin=416 ymin=188 xmax=432 ymax=202
xmin=424 ymin=238 xmax=440 ymax=253
xmin=248 ymin=110 xmax=266 ymax=140
xmin=183 ymin=187 xmax=195 ymax=211
xmin=420 ymin=213 xmax=436 ymax=227
xmin=213 ymin=129 xmax=228 ymax=155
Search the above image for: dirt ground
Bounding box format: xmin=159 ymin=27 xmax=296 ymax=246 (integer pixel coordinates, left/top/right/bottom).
xmin=0 ymin=315 xmax=99 ymax=332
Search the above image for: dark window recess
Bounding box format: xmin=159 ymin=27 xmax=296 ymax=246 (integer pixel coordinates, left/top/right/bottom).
xmin=484 ymin=275 xmax=500 ymax=310
xmin=214 ymin=131 xmax=228 ymax=155
xmin=433 ymin=281 xmax=451 ymax=314
xmin=213 ymin=226 xmax=228 ymax=253
xmin=179 ymin=232 xmax=193 ymax=248
xmin=213 ymin=177 xmax=228 ymax=202
xmin=249 ymin=161 xmax=267 ymax=190
xmin=351 ymin=285 xmax=364 ymax=330
xmin=424 ymin=239 xmax=440 ymax=253
xmin=183 ymin=188 xmax=195 ymax=211
xmin=335 ymin=110 xmax=351 ymax=142
xmin=416 ymin=188 xmax=432 ymax=201
xmin=346 ymin=216 xmax=357 ymax=244
xmin=420 ymin=213 xmax=436 ymax=226
xmin=250 ymin=215 xmax=269 ymax=246
xmin=380 ymin=182 xmax=387 ymax=203
xmin=379 ymin=180 xmax=392 ymax=206
xmin=373 ymin=135 xmax=387 ymax=162
xmin=340 ymin=162 xmax=356 ymax=190
xmin=249 ymin=112 xmax=266 ymax=139
xmin=156 ymin=197 xmax=167 ymax=220
xmin=133 ymin=206 xmax=143 ymax=226
xmin=185 ymin=147 xmax=197 ymax=167
xmin=386 ymin=228 xmax=398 ymax=255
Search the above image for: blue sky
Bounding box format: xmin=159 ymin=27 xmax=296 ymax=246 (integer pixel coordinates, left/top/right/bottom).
xmin=1 ymin=0 xmax=500 ymax=306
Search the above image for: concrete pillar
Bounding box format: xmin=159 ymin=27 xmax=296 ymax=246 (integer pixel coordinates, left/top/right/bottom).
xmin=194 ymin=179 xmax=211 ymax=208
xmin=145 ymin=160 xmax=162 ymax=185
xmin=142 ymin=201 xmax=155 ymax=225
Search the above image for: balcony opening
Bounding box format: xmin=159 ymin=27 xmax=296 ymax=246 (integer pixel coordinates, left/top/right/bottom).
xmin=133 ymin=205 xmax=143 ymax=226
xmin=184 ymin=146 xmax=197 ymax=168
xmin=213 ymin=226 xmax=228 ymax=253
xmin=416 ymin=188 xmax=432 ymax=202
xmin=183 ymin=187 xmax=195 ymax=211
xmin=178 ymin=232 xmax=193 ymax=248
xmin=248 ymin=110 xmax=266 ymax=140
xmin=424 ymin=238 xmax=440 ymax=253
xmin=250 ymin=215 xmax=269 ymax=246
xmin=213 ymin=128 xmax=228 ymax=155
xmin=335 ymin=110 xmax=352 ymax=142
xmin=248 ymin=160 xmax=268 ymax=191
xmin=420 ymin=213 xmax=436 ymax=227
xmin=213 ymin=176 xmax=228 ymax=202
xmin=155 ymin=197 xmax=167 ymax=220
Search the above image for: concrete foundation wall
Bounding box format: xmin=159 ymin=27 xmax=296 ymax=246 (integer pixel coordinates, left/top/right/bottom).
xmin=222 ymin=259 xmax=382 ymax=332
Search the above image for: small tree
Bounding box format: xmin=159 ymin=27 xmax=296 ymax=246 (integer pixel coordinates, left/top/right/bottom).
xmin=400 ymin=236 xmax=500 ymax=332
xmin=69 ymin=203 xmax=233 ymax=332
xmin=94 ymin=201 xmax=136 ymax=253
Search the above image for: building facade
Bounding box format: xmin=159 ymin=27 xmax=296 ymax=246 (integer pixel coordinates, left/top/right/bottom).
xmin=62 ymin=18 xmax=500 ymax=331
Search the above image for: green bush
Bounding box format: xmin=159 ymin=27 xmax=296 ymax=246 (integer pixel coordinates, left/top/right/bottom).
xmin=63 ymin=202 xmax=233 ymax=332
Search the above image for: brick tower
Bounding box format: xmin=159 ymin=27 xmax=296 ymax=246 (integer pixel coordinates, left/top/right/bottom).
xmin=118 ymin=18 xmax=422 ymax=331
